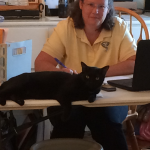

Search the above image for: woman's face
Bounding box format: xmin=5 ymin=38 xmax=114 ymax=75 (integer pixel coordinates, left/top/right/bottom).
xmin=79 ymin=0 xmax=109 ymax=28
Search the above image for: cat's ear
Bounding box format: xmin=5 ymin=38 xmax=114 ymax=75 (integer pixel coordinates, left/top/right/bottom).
xmin=101 ymin=66 xmax=109 ymax=76
xmin=81 ymin=62 xmax=88 ymax=71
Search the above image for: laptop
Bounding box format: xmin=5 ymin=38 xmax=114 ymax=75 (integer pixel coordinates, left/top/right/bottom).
xmin=107 ymin=40 xmax=150 ymax=91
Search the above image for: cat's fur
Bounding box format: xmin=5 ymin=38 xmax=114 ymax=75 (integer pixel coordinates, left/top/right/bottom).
xmin=0 ymin=62 xmax=109 ymax=121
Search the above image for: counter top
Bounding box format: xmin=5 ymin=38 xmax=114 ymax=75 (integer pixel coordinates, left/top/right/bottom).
xmin=0 ymin=87 xmax=150 ymax=110
xmin=121 ymin=12 xmax=150 ymax=24
xmin=0 ymin=13 xmax=150 ymax=26
xmin=0 ymin=17 xmax=66 ymax=26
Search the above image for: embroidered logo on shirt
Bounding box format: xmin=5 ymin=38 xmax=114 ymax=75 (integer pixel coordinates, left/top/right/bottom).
xmin=101 ymin=42 xmax=110 ymax=51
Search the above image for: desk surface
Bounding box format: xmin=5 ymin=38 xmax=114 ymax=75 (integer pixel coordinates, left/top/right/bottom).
xmin=0 ymin=88 xmax=149 ymax=110
xmin=0 ymin=75 xmax=150 ymax=110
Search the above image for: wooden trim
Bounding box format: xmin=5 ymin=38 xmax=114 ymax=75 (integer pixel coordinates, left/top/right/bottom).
xmin=0 ymin=29 xmax=4 ymax=44
xmin=29 ymin=3 xmax=39 ymax=5
xmin=130 ymin=15 xmax=133 ymax=37
xmin=0 ymin=4 xmax=39 ymax=11
xmin=137 ymin=25 xmax=143 ymax=44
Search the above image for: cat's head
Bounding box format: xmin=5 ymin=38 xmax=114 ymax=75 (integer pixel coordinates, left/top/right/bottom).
xmin=80 ymin=62 xmax=109 ymax=89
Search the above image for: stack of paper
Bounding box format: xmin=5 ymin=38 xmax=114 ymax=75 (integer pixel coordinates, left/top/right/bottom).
xmin=8 ymin=0 xmax=19 ymax=5
xmin=0 ymin=0 xmax=5 ymax=5
xmin=7 ymin=0 xmax=29 ymax=5
xmin=18 ymin=0 xmax=29 ymax=6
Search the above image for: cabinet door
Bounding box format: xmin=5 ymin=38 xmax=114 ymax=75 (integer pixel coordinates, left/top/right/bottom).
xmin=5 ymin=27 xmax=49 ymax=69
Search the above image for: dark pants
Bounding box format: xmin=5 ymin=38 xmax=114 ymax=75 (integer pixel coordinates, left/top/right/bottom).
xmin=47 ymin=105 xmax=128 ymax=150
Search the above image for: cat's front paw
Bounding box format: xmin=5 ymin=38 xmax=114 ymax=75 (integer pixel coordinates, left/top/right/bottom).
xmin=88 ymin=95 xmax=96 ymax=103
xmin=0 ymin=100 xmax=6 ymax=106
xmin=16 ymin=99 xmax=25 ymax=106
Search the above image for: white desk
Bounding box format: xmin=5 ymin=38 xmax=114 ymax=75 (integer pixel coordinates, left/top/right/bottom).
xmin=0 ymin=88 xmax=149 ymax=111
xmin=0 ymin=75 xmax=150 ymax=147
xmin=0 ymin=75 xmax=149 ymax=110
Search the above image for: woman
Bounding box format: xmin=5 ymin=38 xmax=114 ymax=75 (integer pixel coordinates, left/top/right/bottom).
xmin=35 ymin=0 xmax=136 ymax=149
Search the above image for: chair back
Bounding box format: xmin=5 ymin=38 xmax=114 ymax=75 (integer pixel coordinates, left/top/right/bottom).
xmin=115 ymin=7 xmax=149 ymax=114
xmin=115 ymin=7 xmax=149 ymax=44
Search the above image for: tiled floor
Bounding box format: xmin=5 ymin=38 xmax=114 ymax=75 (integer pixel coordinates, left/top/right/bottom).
xmin=84 ymin=131 xmax=150 ymax=150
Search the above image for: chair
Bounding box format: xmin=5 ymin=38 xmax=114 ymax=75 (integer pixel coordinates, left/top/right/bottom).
xmin=115 ymin=7 xmax=150 ymax=150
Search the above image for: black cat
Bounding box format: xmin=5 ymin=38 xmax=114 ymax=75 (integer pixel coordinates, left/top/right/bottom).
xmin=0 ymin=62 xmax=109 ymax=121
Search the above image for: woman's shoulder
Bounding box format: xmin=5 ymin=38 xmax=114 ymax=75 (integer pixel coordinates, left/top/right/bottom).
xmin=113 ymin=16 xmax=128 ymax=28
xmin=52 ymin=17 xmax=76 ymax=43
xmin=112 ymin=16 xmax=128 ymax=35
xmin=55 ymin=17 xmax=75 ymax=31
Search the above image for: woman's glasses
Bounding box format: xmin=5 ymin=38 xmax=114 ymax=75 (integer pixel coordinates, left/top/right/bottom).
xmin=83 ymin=2 xmax=108 ymax=11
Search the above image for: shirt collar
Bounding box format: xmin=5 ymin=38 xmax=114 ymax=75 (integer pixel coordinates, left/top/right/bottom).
xmin=75 ymin=28 xmax=112 ymax=45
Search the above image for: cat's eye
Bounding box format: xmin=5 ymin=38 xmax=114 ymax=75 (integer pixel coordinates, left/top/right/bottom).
xmin=86 ymin=75 xmax=89 ymax=79
xmin=96 ymin=77 xmax=99 ymax=80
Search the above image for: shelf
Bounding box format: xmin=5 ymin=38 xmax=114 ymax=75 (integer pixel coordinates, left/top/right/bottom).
xmin=0 ymin=4 xmax=39 ymax=11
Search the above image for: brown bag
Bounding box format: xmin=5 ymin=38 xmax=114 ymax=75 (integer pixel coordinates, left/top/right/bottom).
xmin=137 ymin=104 xmax=150 ymax=123
xmin=136 ymin=104 xmax=150 ymax=141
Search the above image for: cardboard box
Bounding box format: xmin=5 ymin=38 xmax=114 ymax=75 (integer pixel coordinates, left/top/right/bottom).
xmin=0 ymin=39 xmax=32 ymax=83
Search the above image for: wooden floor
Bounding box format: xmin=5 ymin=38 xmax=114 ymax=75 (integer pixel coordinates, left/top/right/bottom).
xmin=84 ymin=131 xmax=150 ymax=150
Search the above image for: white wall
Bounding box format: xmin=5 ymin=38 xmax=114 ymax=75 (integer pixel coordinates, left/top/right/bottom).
xmin=45 ymin=0 xmax=58 ymax=9
xmin=133 ymin=0 xmax=145 ymax=9
xmin=45 ymin=0 xmax=145 ymax=10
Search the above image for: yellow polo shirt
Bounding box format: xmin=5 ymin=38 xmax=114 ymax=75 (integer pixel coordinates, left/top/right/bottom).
xmin=42 ymin=17 xmax=136 ymax=73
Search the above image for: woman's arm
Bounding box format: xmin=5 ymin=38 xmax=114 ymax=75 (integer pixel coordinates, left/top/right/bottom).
xmin=106 ymin=55 xmax=136 ymax=77
xmin=34 ymin=51 xmax=71 ymax=73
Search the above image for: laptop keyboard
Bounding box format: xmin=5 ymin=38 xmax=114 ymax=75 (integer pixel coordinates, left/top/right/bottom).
xmin=118 ymin=78 xmax=133 ymax=87
xmin=108 ymin=78 xmax=133 ymax=88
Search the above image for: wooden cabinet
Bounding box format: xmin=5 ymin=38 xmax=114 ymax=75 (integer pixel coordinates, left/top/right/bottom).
xmin=0 ymin=21 xmax=58 ymax=69
xmin=4 ymin=27 xmax=50 ymax=68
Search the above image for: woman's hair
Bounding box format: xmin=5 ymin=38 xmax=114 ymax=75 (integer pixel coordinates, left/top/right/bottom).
xmin=69 ymin=0 xmax=115 ymax=31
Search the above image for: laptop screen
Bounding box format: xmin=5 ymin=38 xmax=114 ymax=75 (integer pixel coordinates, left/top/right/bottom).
xmin=132 ymin=40 xmax=150 ymax=91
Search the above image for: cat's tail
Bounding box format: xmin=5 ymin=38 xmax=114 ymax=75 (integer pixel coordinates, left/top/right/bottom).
xmin=0 ymin=85 xmax=3 ymax=94
xmin=0 ymin=98 xmax=6 ymax=106
xmin=0 ymin=84 xmax=7 ymax=105
xmin=0 ymin=90 xmax=6 ymax=105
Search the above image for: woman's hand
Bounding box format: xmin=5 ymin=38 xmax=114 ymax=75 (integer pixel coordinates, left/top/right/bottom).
xmin=35 ymin=51 xmax=78 ymax=74
xmin=61 ymin=68 xmax=78 ymax=74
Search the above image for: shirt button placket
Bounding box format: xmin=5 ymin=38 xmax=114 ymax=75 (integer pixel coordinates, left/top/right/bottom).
xmin=88 ymin=46 xmax=95 ymax=63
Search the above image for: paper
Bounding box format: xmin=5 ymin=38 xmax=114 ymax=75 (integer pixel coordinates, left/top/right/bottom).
xmin=0 ymin=40 xmax=32 ymax=82
xmin=96 ymin=92 xmax=103 ymax=98
xmin=104 ymin=74 xmax=133 ymax=84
